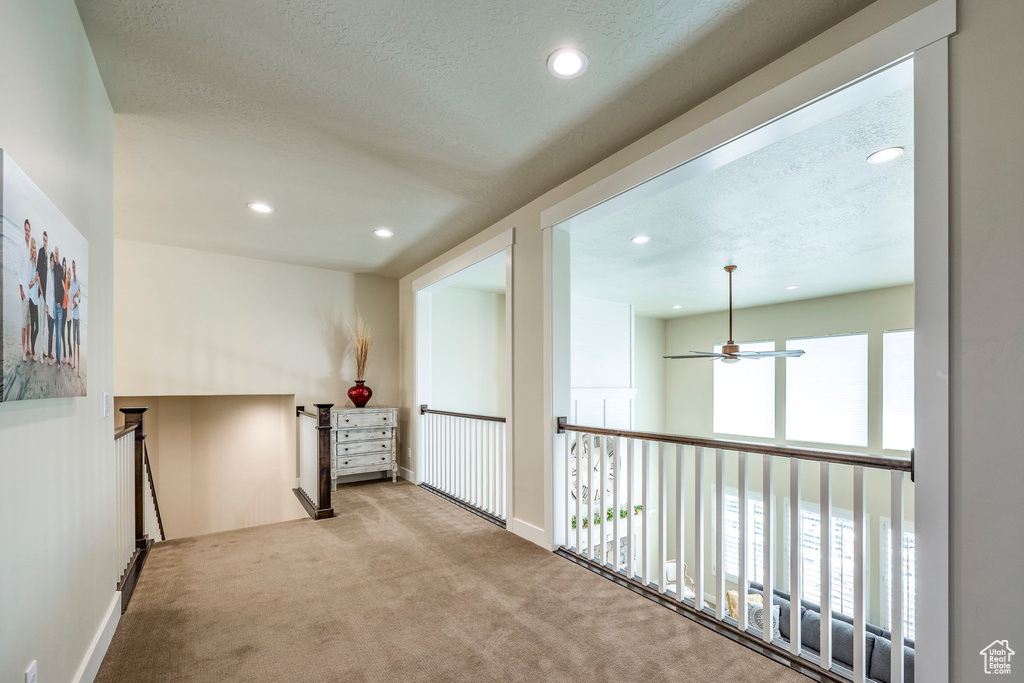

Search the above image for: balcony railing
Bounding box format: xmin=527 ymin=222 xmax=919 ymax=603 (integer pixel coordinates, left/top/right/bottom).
xmin=556 ymin=418 xmax=913 ymax=683
xmin=419 ymin=405 xmax=506 ymax=525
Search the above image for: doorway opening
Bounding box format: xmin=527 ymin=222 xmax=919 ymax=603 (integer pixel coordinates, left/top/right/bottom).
xmin=414 ymin=238 xmax=513 ymax=525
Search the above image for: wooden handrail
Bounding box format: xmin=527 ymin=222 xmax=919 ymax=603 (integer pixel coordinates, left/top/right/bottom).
xmin=295 ymin=406 xmax=317 ymax=419
xmin=143 ymin=442 xmax=165 ymax=541
xmin=420 ymin=404 xmax=506 ymax=423
xmin=114 ymin=423 xmax=138 ymax=440
xmin=557 ymin=417 xmax=913 ymax=474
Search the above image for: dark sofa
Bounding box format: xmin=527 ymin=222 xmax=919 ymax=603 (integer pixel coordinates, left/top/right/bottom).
xmin=748 ymin=582 xmax=914 ymax=683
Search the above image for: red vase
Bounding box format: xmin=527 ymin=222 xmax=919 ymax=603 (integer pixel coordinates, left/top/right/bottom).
xmin=348 ymin=380 xmax=372 ymax=408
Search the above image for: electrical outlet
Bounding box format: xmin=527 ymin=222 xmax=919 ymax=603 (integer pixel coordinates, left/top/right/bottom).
xmin=25 ymin=660 xmax=37 ymax=683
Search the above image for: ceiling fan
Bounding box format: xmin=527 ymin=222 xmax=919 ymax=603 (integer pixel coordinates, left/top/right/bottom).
xmin=664 ymin=265 xmax=805 ymax=363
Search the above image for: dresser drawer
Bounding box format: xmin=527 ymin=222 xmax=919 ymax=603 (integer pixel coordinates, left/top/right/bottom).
xmin=335 ymin=427 xmax=393 ymax=443
xmin=333 ymin=410 xmax=394 ymax=429
xmin=335 ymin=452 xmax=392 ymax=470
xmin=335 ymin=439 xmax=392 ymax=456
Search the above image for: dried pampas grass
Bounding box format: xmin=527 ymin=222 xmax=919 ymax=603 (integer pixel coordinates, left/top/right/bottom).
xmin=350 ymin=313 xmax=372 ymax=381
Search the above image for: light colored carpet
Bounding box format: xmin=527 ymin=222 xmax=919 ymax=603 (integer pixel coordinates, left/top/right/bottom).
xmin=96 ymin=480 xmax=806 ymax=682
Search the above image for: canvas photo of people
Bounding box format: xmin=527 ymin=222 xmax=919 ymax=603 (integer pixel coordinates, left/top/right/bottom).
xmin=1 ymin=150 xmax=88 ymax=402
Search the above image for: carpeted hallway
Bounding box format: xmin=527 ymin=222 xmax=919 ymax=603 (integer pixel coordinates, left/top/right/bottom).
xmin=96 ymin=480 xmax=806 ymax=682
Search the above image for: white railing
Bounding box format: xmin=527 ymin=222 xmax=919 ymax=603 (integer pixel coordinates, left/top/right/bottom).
xmin=114 ymin=426 xmax=136 ymax=582
xmin=557 ymin=420 xmax=913 ymax=683
xmin=420 ymin=406 xmax=506 ymax=522
xmin=297 ymin=408 xmax=319 ymax=508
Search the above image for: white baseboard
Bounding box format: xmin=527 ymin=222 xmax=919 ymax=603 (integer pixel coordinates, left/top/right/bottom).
xmin=73 ymin=592 xmax=120 ymax=683
xmin=510 ymin=517 xmax=551 ymax=549
xmin=398 ymin=466 xmax=416 ymax=483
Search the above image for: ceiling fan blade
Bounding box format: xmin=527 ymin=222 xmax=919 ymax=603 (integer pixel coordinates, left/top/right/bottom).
xmin=733 ymin=349 xmax=806 ymax=358
xmin=687 ymin=350 xmax=724 ymax=355
xmin=663 ymin=353 xmax=726 ymax=360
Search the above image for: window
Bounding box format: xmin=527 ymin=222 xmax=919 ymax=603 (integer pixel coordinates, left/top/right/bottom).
xmin=881 ymin=520 xmax=917 ymax=639
xmin=786 ymin=334 xmax=869 ymax=447
xmin=713 ymin=340 xmax=775 ymax=438
xmin=883 ymin=330 xmax=915 ymax=451
xmin=797 ymin=507 xmax=858 ymax=617
xmin=723 ymin=492 xmax=765 ymax=580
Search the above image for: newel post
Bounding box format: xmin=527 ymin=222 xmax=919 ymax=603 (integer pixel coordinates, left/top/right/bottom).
xmin=121 ymin=407 xmax=148 ymax=547
xmin=315 ymin=403 xmax=334 ymax=516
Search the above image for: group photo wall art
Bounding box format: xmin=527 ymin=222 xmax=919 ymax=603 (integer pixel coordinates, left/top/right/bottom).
xmin=1 ymin=150 xmax=89 ymax=402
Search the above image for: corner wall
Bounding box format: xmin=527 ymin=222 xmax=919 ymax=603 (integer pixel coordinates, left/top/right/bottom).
xmin=114 ymin=239 xmax=399 ymax=409
xmin=0 ymin=1 xmax=116 ymax=681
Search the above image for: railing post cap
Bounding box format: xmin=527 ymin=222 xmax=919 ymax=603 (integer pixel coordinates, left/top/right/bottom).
xmin=120 ymin=407 xmax=148 ymax=414
xmin=314 ymin=403 xmax=334 ymax=409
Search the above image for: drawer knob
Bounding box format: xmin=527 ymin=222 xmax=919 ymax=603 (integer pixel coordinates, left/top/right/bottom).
xmin=343 ymin=461 xmax=349 ymax=465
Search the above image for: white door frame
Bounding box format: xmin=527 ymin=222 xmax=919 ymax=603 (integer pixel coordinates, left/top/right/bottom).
xmin=541 ymin=3 xmax=953 ymax=681
xmin=412 ymin=228 xmax=515 ymax=523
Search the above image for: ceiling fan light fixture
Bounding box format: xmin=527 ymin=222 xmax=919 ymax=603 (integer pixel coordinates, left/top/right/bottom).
xmin=721 ymin=357 xmax=741 ymax=364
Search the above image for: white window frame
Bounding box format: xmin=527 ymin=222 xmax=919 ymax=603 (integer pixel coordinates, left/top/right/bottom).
xmin=713 ymin=340 xmax=777 ymax=439
xmin=543 ymin=5 xmax=952 ymax=680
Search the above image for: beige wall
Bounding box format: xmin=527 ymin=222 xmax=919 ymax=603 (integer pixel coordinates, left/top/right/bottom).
xmin=114 ymin=239 xmax=399 ymax=409
xmin=398 ymin=0 xmax=934 ymax=540
xmin=114 ymin=395 xmax=303 ymax=539
xmin=430 ymin=287 xmax=506 ymax=417
xmin=634 ymin=315 xmax=666 ymax=432
xmin=949 ymin=1 xmax=1024 ymax=678
xmin=0 ymin=0 xmax=116 ymax=680
xmin=665 ymin=285 xmax=913 ymax=454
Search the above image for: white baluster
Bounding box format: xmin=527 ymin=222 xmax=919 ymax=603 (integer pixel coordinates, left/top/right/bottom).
xmin=613 ymin=436 xmax=621 ymax=573
xmin=601 ymin=434 xmax=609 ymax=567
xmin=564 ymin=426 xmax=571 ymax=550
xmin=763 ymin=454 xmax=774 ymax=644
xmin=575 ymin=432 xmax=582 ymax=556
xmin=891 ymin=470 xmax=905 ymax=683
xmin=676 ymin=444 xmax=686 ymax=602
xmin=790 ymin=458 xmax=802 ymax=655
xmin=738 ymin=452 xmax=748 ymax=630
xmin=695 ymin=446 xmax=705 ymax=611
xmin=659 ymin=442 xmax=668 ymax=593
xmin=820 ymin=462 xmax=833 ymax=671
xmin=853 ymin=466 xmax=867 ymax=682
xmin=642 ymin=440 xmax=650 ymax=586
xmin=716 ymin=449 xmax=726 ymax=620
xmin=627 ymin=438 xmax=635 ymax=579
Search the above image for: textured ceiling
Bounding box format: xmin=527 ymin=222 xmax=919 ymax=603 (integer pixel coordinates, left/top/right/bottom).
xmin=570 ymin=85 xmax=914 ymax=318
xmin=75 ymin=0 xmax=874 ymax=277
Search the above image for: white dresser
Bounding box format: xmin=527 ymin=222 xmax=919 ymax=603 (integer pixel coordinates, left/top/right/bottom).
xmin=331 ymin=407 xmax=398 ymax=486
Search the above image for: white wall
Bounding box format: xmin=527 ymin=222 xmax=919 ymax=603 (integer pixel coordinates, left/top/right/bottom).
xmin=114 ymin=239 xmax=399 ymax=409
xmin=0 ymin=1 xmax=116 ymax=681
xmin=429 ymin=286 xmax=506 ymax=416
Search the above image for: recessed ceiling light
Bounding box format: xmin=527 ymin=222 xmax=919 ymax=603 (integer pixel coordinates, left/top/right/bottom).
xmin=247 ymin=202 xmax=274 ymax=214
xmin=866 ymin=146 xmax=905 ymax=164
xmin=786 ymin=285 xmax=799 ymax=290
xmin=672 ymin=305 xmax=682 ymax=309
xmin=547 ymin=47 xmax=588 ymax=79
xmin=631 ymin=235 xmax=650 ymax=244
xmin=373 ymin=227 xmax=394 ymax=238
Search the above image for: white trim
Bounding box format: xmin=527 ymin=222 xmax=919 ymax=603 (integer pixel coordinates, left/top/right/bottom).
xmin=411 ymin=228 xmax=515 ymax=292
xmin=911 ymin=36 xmax=949 ymax=683
xmin=72 ymin=593 xmax=120 ymax=683
xmin=510 ymin=517 xmax=550 ymax=549
xmin=399 ymin=466 xmax=416 ymax=482
xmin=413 ymin=233 xmax=515 ymax=518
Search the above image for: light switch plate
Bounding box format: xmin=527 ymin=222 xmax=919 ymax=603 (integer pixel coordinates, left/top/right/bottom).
xmin=102 ymin=392 xmax=111 ymax=418
xmin=25 ymin=660 xmax=37 ymax=683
